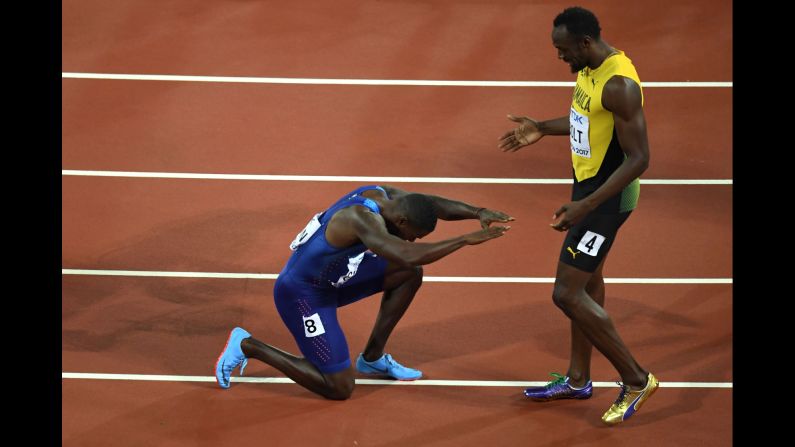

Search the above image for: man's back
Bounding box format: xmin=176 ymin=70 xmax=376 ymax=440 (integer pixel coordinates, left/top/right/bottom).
xmin=281 ymin=185 xmax=388 ymax=289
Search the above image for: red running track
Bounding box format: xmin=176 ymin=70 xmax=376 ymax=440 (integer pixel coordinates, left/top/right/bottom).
xmin=62 ymin=0 xmax=733 ymax=445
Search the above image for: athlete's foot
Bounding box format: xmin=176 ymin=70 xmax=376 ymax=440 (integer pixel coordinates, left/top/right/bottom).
xmin=214 ymin=327 xmax=251 ymax=389
xmin=601 ymin=372 xmax=660 ymax=425
xmin=356 ymin=353 xmax=422 ymax=381
xmin=524 ymin=372 xmax=593 ymax=401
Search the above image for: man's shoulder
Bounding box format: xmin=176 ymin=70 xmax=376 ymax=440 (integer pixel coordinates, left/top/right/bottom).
xmin=602 ymin=75 xmax=642 ymax=110
xmin=334 ymin=204 xmax=384 ymax=228
xmin=605 ymin=75 xmax=639 ymax=92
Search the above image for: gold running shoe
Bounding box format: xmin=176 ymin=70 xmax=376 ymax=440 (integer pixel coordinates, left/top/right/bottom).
xmin=601 ymin=372 xmax=659 ymax=425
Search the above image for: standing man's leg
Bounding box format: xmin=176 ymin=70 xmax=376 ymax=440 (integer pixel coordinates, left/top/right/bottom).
xmin=524 ymin=260 xmax=608 ymax=401
xmin=565 ymin=258 xmax=606 ymax=388
xmin=552 ymin=261 xmax=646 ymax=389
xmin=551 ymin=260 xmax=659 ymax=424
xmin=551 ymin=212 xmax=647 ymax=389
xmin=524 ymin=211 xmax=658 ymax=424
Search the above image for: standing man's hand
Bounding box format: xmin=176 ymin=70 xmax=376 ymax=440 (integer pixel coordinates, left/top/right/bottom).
xmin=550 ymin=201 xmax=593 ymax=232
xmin=477 ymin=208 xmax=515 ymax=229
xmin=499 ymin=114 xmax=544 ymax=152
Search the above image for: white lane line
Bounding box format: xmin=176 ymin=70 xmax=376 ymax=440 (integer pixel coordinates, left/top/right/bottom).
xmin=61 ymin=372 xmax=732 ymax=388
xmin=62 ymin=269 xmax=280 ymax=280
xmin=62 ymin=170 xmax=733 ymax=185
xmin=61 ymin=72 xmax=732 ymax=88
xmin=61 ymin=269 xmax=732 ymax=284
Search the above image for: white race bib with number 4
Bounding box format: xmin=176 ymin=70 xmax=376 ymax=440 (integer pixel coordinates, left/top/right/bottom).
xmin=577 ymin=231 xmax=605 ymax=257
xmin=302 ymin=313 xmax=326 ymax=338
xmin=290 ymin=213 xmax=322 ymax=251
xmin=569 ymin=107 xmax=591 ymax=159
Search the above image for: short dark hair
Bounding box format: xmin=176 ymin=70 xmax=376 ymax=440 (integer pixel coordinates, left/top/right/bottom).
xmin=553 ymin=6 xmax=601 ymax=40
xmin=400 ymin=194 xmax=437 ymax=232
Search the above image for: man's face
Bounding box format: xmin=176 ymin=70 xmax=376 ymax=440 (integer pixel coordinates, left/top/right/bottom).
xmin=387 ymin=218 xmax=430 ymax=242
xmin=397 ymin=222 xmax=430 ymax=242
xmin=552 ymin=25 xmax=588 ymax=73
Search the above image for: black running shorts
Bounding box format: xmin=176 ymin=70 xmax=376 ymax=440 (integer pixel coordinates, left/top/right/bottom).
xmin=558 ymin=211 xmax=632 ymax=273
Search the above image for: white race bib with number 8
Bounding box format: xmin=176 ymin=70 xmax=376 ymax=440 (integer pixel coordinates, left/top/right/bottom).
xmin=303 ymin=313 xmax=326 ymax=338
xmin=290 ymin=213 xmax=322 ymax=251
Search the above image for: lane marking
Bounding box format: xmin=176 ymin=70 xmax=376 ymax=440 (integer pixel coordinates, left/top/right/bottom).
xmin=62 ymin=170 xmax=733 ymax=185
xmin=62 ymin=269 xmax=279 ymax=280
xmin=62 ymin=72 xmax=732 ymax=88
xmin=61 ymin=269 xmax=732 ymax=284
xmin=61 ymin=372 xmax=733 ymax=388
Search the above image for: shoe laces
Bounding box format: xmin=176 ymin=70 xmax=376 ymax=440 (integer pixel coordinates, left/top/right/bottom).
xmin=613 ymin=382 xmax=630 ymax=405
xmin=546 ymin=372 xmax=568 ymax=388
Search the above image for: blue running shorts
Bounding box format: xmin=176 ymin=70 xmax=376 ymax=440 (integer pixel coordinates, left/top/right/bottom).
xmin=273 ymin=252 xmax=388 ymax=373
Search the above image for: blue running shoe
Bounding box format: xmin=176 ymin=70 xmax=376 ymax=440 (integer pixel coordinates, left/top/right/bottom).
xmin=355 ymin=353 xmax=422 ymax=381
xmin=215 ymin=327 xmax=251 ymax=389
xmin=524 ymin=372 xmax=593 ymax=401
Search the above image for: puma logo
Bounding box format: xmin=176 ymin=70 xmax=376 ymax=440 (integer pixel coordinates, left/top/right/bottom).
xmin=567 ymin=247 xmax=581 ymax=259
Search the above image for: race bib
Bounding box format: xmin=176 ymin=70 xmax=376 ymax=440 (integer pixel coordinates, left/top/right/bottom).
xmin=576 ymin=231 xmax=606 ymax=257
xmin=302 ymin=313 xmax=326 ymax=338
xmin=569 ymin=107 xmax=591 ymax=159
xmin=289 ymin=213 xmax=322 ymax=251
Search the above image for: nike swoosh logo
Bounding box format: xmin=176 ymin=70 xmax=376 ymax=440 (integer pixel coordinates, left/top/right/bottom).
xmin=363 ymin=364 xmax=388 ymax=374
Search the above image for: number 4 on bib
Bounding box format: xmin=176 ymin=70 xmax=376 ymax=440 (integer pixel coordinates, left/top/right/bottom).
xmin=576 ymin=231 xmax=606 ymax=256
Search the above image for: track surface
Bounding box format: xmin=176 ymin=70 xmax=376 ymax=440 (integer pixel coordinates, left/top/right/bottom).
xmin=62 ymin=1 xmax=732 ymax=445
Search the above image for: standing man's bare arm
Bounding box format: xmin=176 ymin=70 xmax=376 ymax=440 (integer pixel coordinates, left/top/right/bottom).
xmin=498 ymin=115 xmax=569 ymax=152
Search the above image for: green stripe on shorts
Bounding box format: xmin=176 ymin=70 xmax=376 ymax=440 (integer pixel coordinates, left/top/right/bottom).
xmin=619 ymin=178 xmax=640 ymax=213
